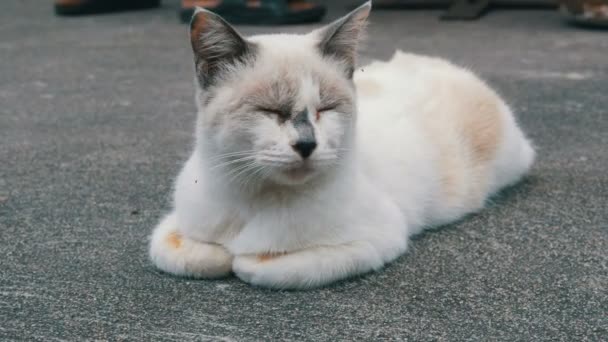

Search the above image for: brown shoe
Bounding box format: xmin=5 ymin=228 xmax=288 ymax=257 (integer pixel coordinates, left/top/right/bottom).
xmin=55 ymin=0 xmax=161 ymax=16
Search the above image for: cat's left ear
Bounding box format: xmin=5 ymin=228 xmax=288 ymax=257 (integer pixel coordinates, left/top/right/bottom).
xmin=315 ymin=1 xmax=371 ymax=78
xmin=190 ymin=7 xmax=256 ymax=88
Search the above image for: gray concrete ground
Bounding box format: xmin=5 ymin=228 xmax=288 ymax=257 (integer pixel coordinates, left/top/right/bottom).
xmin=1 ymin=0 xmax=606 ymax=340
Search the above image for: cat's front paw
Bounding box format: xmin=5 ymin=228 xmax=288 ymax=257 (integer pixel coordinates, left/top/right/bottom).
xmin=232 ymin=254 xmax=286 ymax=288
xmin=232 ymin=252 xmax=320 ymax=289
xmin=233 ymin=242 xmax=390 ymax=289
xmin=149 ymin=214 xmax=232 ymax=278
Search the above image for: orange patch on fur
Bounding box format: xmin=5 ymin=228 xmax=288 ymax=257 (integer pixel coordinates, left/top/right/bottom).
xmin=422 ymin=94 xmax=502 ymax=206
xmin=439 ymin=152 xmax=464 ymax=204
xmin=166 ymin=231 xmax=182 ymax=249
xmin=257 ymin=252 xmax=287 ymax=262
xmin=462 ymin=102 xmax=503 ymax=163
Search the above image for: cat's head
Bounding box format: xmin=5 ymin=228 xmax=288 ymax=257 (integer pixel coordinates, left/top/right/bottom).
xmin=190 ymin=2 xmax=370 ymax=188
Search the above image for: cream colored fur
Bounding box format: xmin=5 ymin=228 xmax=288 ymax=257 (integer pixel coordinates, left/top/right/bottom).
xmin=149 ymin=3 xmax=535 ymax=289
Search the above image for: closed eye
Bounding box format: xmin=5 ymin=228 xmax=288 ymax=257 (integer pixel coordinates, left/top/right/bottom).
xmin=317 ymin=105 xmax=337 ymax=113
xmin=256 ymin=107 xmax=287 ymax=118
xmin=315 ymin=105 xmax=338 ymax=120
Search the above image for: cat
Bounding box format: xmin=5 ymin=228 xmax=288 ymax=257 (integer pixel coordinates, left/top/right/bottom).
xmin=149 ymin=1 xmax=535 ymax=289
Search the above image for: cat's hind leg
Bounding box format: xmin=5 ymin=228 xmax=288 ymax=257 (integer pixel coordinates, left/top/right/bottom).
xmin=149 ymin=213 xmax=232 ymax=278
xmin=490 ymin=103 xmax=536 ymax=193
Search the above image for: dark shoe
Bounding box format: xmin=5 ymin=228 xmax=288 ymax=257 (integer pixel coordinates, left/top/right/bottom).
xmin=179 ymin=0 xmax=326 ymax=25
xmin=55 ymin=0 xmax=161 ymax=16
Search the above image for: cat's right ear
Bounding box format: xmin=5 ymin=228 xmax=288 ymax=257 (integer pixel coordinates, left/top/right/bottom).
xmin=315 ymin=1 xmax=371 ymax=78
xmin=190 ymin=8 xmax=256 ymax=88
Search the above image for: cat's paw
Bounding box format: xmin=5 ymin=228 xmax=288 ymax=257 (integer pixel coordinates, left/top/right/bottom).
xmin=232 ymin=254 xmax=288 ymax=288
xmin=232 ymin=252 xmax=321 ymax=289
xmin=149 ymin=214 xmax=232 ymax=278
xmin=232 ymin=242 xmax=390 ymax=289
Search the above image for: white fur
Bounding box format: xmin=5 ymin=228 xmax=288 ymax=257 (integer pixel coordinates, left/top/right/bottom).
xmin=149 ymin=213 xmax=233 ymax=278
xmin=149 ymin=13 xmax=534 ymax=289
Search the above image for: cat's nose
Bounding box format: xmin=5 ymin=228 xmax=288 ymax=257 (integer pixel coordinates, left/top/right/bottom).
xmin=292 ymin=140 xmax=317 ymax=159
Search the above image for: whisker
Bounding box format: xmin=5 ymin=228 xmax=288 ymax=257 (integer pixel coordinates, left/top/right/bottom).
xmin=258 ymin=153 xmax=290 ymax=159
xmin=242 ymin=165 xmax=268 ymax=189
xmin=234 ymin=165 xmax=261 ymax=189
xmin=221 ymin=161 xmax=256 ymax=183
xmin=257 ymin=159 xmax=292 ymax=165
xmin=225 ymin=161 xmax=259 ymax=187
xmin=209 ymin=149 xmax=256 ymax=158
xmin=207 ymin=150 xmax=257 ymax=162
xmin=209 ymin=155 xmax=256 ymax=170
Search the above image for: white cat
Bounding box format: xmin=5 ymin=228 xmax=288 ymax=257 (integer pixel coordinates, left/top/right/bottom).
xmin=149 ymin=1 xmax=535 ymax=289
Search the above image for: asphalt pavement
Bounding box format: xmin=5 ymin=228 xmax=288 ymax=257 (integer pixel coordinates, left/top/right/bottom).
xmin=0 ymin=1 xmax=606 ymax=340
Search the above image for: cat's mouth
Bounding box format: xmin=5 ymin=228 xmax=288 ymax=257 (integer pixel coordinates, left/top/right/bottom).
xmin=281 ymin=163 xmax=316 ymax=182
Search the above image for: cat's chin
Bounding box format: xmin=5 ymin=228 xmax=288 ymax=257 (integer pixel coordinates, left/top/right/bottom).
xmin=270 ymin=165 xmax=319 ymax=186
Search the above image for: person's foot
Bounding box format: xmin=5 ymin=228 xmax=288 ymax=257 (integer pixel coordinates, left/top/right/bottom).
xmin=179 ymin=0 xmax=326 ymax=25
xmin=54 ymin=0 xmax=161 ymax=16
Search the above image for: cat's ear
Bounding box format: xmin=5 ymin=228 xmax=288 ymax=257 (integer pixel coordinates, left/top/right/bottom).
xmin=315 ymin=1 xmax=371 ymax=78
xmin=190 ymin=8 xmax=256 ymax=88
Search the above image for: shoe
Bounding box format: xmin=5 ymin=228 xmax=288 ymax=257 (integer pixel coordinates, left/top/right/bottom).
xmin=55 ymin=0 xmax=161 ymax=16
xmin=179 ymin=0 xmax=326 ymax=25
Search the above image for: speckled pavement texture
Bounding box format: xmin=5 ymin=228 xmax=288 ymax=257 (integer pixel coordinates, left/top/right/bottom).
xmin=0 ymin=0 xmax=606 ymax=340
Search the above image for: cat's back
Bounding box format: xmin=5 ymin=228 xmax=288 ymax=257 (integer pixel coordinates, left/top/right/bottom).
xmin=354 ymin=51 xmax=535 ymax=230
xmin=354 ymin=50 xmax=506 ymax=163
xmin=354 ymin=51 xmax=495 ymax=115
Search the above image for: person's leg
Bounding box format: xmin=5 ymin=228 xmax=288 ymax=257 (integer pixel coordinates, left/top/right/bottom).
xmin=55 ymin=0 xmax=160 ymax=16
